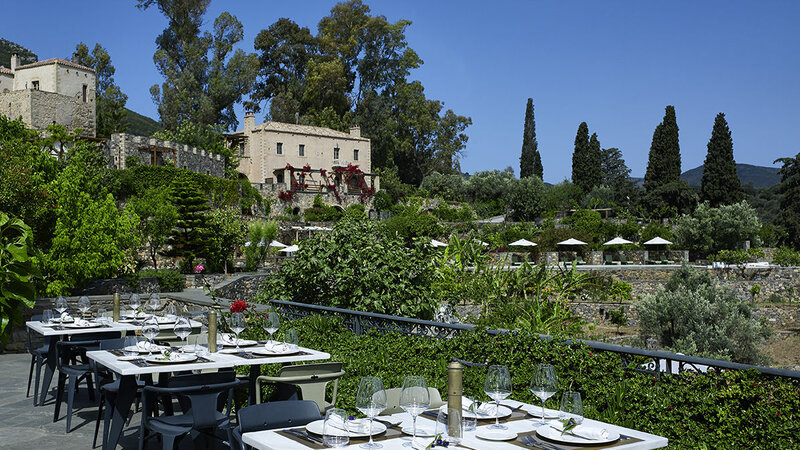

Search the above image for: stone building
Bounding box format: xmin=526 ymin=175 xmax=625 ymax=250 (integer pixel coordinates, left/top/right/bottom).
xmin=226 ymin=113 xmax=379 ymax=201
xmin=0 ymin=54 xmax=96 ymax=136
xmin=105 ymin=133 xmax=225 ymax=178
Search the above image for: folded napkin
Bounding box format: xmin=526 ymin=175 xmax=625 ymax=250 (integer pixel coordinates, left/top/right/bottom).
xmin=462 ymin=398 xmax=498 ymax=416
xmin=412 ymin=437 xmax=435 ymax=450
xmin=264 ymin=343 xmax=288 ymax=353
xmin=136 ymin=341 xmax=156 ymax=351
xmin=550 ymin=420 xmax=609 ymax=440
xmin=60 ymin=312 xmax=73 ymax=321
xmin=221 ymin=333 xmax=238 ymax=345
xmin=326 ymin=416 xmax=370 ymax=433
xmin=73 ymin=318 xmax=91 ymax=327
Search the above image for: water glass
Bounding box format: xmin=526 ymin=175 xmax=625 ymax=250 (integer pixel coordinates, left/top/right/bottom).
xmin=283 ymin=328 xmax=299 ymax=350
xmin=484 ymin=365 xmax=512 ymax=430
xmin=462 ymin=398 xmax=477 ymax=431
xmin=174 ymin=316 xmax=192 ymax=351
xmin=435 ymin=407 xmax=463 ymax=445
xmin=142 ymin=316 xmax=160 ymax=355
xmin=78 ymin=296 xmax=90 ymax=318
xmin=263 ymin=310 xmax=280 ymax=346
xmin=165 ymin=303 xmax=177 ymax=321
xmin=97 ymin=308 xmax=108 ymax=325
xmin=148 ymin=293 xmax=161 ymax=315
xmin=194 ymin=333 xmax=210 ymax=357
xmin=42 ymin=309 xmax=54 ymax=325
xmin=323 ymin=408 xmax=350 ymax=448
xmin=355 ymin=376 xmax=386 ymax=449
xmin=399 ymin=376 xmax=430 ymax=446
xmin=559 ymin=391 xmax=584 ymax=424
xmin=129 ymin=294 xmax=141 ymax=323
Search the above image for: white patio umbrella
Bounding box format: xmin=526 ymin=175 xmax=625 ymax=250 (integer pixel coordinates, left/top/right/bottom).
xmin=268 ymin=240 xmax=287 ymax=248
xmin=473 ymin=239 xmax=490 ymax=247
xmin=643 ymin=237 xmax=673 ymax=246
xmin=243 ymin=241 xmax=252 ymax=247
xmin=429 ymin=239 xmax=448 ymax=248
xmin=603 ymin=237 xmax=633 ymax=246
xmin=279 ymin=244 xmax=300 ymax=253
xmin=557 ymin=238 xmax=588 ymax=246
xmin=509 ymin=239 xmax=537 ymax=247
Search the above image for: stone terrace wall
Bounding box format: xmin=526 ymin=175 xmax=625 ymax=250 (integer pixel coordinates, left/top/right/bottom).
xmin=106 ymin=133 xmax=225 ymax=178
xmin=212 ymin=273 xmax=272 ymax=301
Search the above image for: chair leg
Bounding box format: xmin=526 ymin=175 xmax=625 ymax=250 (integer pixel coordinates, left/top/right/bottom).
xmin=66 ymin=376 xmax=77 ymax=432
xmin=86 ymin=373 xmax=96 ymax=402
xmin=226 ymin=426 xmax=235 ymax=450
xmin=93 ymin=393 xmax=104 ymax=448
xmin=27 ymin=355 xmax=35 ymax=397
xmin=54 ymin=373 xmax=66 ymax=422
xmin=161 ymin=434 xmax=177 ymax=450
xmin=34 ymin=355 xmax=43 ymax=406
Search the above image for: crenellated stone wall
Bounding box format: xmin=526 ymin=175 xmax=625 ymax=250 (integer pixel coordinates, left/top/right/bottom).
xmin=105 ymin=133 xmax=225 ymax=178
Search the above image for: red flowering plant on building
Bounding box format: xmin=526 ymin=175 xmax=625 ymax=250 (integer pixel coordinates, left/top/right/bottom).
xmin=230 ymin=300 xmax=248 ymax=313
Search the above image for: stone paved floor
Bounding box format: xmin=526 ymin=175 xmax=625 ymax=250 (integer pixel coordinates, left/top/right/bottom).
xmin=0 ymin=353 xmax=233 ymax=449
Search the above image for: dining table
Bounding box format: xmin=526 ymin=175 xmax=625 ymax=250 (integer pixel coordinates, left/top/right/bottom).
xmin=242 ymin=399 xmax=668 ymax=450
xmin=87 ymin=342 xmax=331 ymax=450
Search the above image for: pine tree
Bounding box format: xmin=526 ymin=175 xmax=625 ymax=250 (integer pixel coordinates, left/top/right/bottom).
xmin=519 ymin=98 xmax=542 ymax=179
xmin=700 ymin=113 xmax=743 ymax=206
xmin=571 ymin=122 xmax=593 ymax=192
xmin=165 ymin=178 xmax=210 ymax=272
xmin=644 ymin=106 xmax=681 ymax=192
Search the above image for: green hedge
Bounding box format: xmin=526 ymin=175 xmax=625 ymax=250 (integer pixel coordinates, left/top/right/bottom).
xmin=127 ymin=268 xmax=184 ymax=292
xmin=239 ymin=314 xmax=799 ymax=449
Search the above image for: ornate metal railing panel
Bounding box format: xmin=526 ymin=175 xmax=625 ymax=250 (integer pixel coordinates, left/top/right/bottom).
xmin=267 ymin=299 xmax=800 ymax=380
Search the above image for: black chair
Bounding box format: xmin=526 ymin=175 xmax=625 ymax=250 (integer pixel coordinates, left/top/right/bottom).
xmin=26 ymin=314 xmax=48 ymax=405
xmin=138 ymin=371 xmax=245 ymax=450
xmin=233 ymin=400 xmax=321 ymax=450
xmin=53 ymin=331 xmax=120 ymax=433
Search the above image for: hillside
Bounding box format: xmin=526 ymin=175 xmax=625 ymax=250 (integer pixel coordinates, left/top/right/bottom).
xmin=123 ymin=108 xmax=161 ymax=136
xmin=0 ymin=38 xmax=37 ymax=68
xmin=680 ymin=163 xmax=781 ymax=188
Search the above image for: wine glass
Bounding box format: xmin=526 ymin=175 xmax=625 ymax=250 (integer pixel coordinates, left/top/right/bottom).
xmin=54 ymin=297 xmax=68 ymax=329
xmin=263 ymin=310 xmax=280 ymax=347
xmin=97 ymin=308 xmax=108 ymax=326
xmin=229 ymin=312 xmax=245 ymax=350
xmin=174 ymin=316 xmax=192 ymax=352
xmin=323 ymin=408 xmax=350 ymax=448
xmin=484 ymin=365 xmax=512 ymax=430
xmin=141 ymin=316 xmax=160 ymax=356
xmin=399 ymin=376 xmax=430 ymax=447
xmin=77 ymin=296 xmax=90 ymax=318
xmin=559 ymin=391 xmax=584 ymax=425
xmin=148 ymin=293 xmax=161 ymax=316
xmin=165 ymin=303 xmax=177 ymax=321
xmin=129 ymin=294 xmax=141 ymax=324
xmin=530 ymin=364 xmax=558 ymax=426
xmin=355 ymin=376 xmax=387 ymax=449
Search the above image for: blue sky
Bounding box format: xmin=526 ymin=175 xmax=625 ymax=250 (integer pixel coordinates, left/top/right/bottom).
xmin=3 ymin=1 xmax=799 ymax=183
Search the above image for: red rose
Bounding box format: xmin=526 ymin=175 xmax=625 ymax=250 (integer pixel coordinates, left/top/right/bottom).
xmin=230 ymin=301 xmax=248 ymax=313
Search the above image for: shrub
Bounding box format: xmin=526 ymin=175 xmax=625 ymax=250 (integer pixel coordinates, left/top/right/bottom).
xmin=504 ymin=176 xmax=546 ymax=221
xmin=0 ymin=213 xmax=39 ymax=347
xmin=431 ymin=202 xmax=474 ymax=222
xmin=772 ymin=247 xmax=800 ymax=267
xmin=710 ymin=248 xmax=765 ymax=265
xmin=420 ymin=172 xmax=467 ymax=201
xmin=636 ymin=265 xmax=770 ymax=364
xmin=127 ymin=268 xmax=184 ymax=292
xmin=674 ymin=201 xmax=762 ymax=256
xmin=243 ymin=220 xmax=278 ymax=271
xmin=381 ymin=211 xmax=443 ymax=243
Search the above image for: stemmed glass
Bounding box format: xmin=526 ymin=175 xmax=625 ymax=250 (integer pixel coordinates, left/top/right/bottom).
xmin=77 ymin=296 xmax=90 ymax=319
xmin=530 ymin=364 xmax=558 ymax=426
xmin=262 ymin=310 xmax=280 ymax=347
xmin=484 ymin=365 xmax=512 ymax=430
xmin=559 ymin=391 xmax=584 ymax=425
xmin=141 ymin=316 xmax=160 ymax=356
xmin=399 ymin=376 xmax=430 ymax=447
xmin=174 ymin=316 xmax=192 ymax=352
xmin=355 ymin=376 xmax=387 ymax=449
xmin=129 ymin=294 xmax=141 ymax=324
xmin=229 ymin=312 xmax=245 ymax=350
xmin=54 ymin=296 xmax=68 ymax=329
xmin=148 ymin=293 xmax=161 ymax=317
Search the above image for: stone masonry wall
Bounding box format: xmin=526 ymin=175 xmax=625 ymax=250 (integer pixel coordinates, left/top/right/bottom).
xmin=212 ymin=273 xmax=272 ymax=302
xmin=106 ymin=133 xmax=225 ymax=178
xmin=0 ymin=89 xmax=95 ymax=136
xmin=258 ymin=189 xmax=376 ymax=216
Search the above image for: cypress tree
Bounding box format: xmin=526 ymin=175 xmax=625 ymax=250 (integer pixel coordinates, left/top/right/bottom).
xmin=586 ymin=132 xmax=603 ymax=189
xmin=644 ymin=106 xmax=681 ymax=192
xmin=775 ymin=153 xmax=800 ymax=248
xmin=519 ymin=98 xmax=543 ymax=179
xmin=700 ymin=113 xmax=742 ymax=206
xmin=166 ymin=178 xmax=210 ymax=272
xmin=571 ymin=122 xmax=592 ymax=192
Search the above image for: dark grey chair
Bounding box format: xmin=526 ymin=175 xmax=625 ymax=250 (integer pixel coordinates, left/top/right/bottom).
xmin=233 ymin=400 xmax=321 ymax=450
xmin=26 ymin=314 xmax=48 ymax=405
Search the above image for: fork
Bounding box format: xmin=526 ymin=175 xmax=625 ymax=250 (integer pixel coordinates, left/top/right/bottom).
xmin=523 ymin=435 xmax=566 ymax=450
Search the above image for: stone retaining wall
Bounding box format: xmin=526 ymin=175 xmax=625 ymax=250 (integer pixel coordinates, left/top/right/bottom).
xmin=212 ymin=274 xmax=272 ymax=301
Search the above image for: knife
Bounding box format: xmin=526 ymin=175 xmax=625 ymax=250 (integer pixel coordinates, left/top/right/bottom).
xmin=285 ymin=428 xmax=324 ymax=445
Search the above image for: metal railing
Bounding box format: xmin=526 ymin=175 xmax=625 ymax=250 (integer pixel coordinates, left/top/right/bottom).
xmin=268 ymin=299 xmax=800 ymax=380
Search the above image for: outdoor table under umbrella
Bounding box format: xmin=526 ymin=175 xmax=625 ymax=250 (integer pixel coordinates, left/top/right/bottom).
xmin=509 ymin=239 xmax=537 ymax=265
xmin=557 ymin=238 xmax=588 ymax=264
xmin=269 ymin=240 xmax=287 ymax=248
xmin=279 ymin=244 xmax=300 ymax=256
xmin=643 ymin=236 xmax=674 ymax=264
xmin=603 ymin=237 xmax=633 ymax=265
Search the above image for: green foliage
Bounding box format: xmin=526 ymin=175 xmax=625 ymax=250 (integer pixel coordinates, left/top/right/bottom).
xmin=700 ymin=113 xmax=743 ymax=207
xmin=774 ymin=152 xmax=800 ymax=248
xmin=519 ymin=98 xmax=542 ymax=179
xmin=640 ymin=221 xmax=673 ymax=243
xmin=129 ymin=187 xmax=178 ymax=268
xmin=600 ymin=148 xmax=635 ymax=204
xmin=640 ymin=180 xmax=697 ymax=219
xmin=243 ymin=219 xmax=278 ymax=271
xmin=637 ymin=266 xmax=770 ymax=364
xmin=607 ymin=307 xmax=629 ymax=331
xmin=430 ymin=202 xmax=473 ymax=222
xmin=152 ymin=121 xmax=240 ymax=178
xmin=504 ymin=176 xmax=546 ymax=221
xmin=571 ymin=123 xmax=601 ymax=193
xmin=165 ymin=178 xmax=209 ymax=272
xmin=644 ymin=105 xmax=681 ymax=193
xmin=420 ymin=172 xmax=467 ymax=201
xmin=535 ymin=227 xmax=595 ymax=252
xmin=255 ymin=217 xmax=439 ymax=319
xmin=542 ymin=180 xmax=584 ymax=214
xmin=127 ymin=268 xmax=184 ymax=292
xmin=709 ymin=248 xmax=765 ymax=265
xmin=0 ymin=213 xmax=39 ymax=347
xmin=674 ymin=201 xmax=762 ymax=256
xmin=204 ymin=207 xmax=246 ymax=273
xmin=381 ymin=209 xmax=443 ymax=243
xmin=304 ymin=195 xmax=343 ymax=222
xmin=772 ymin=247 xmax=800 ymax=267
xmin=73 ymin=42 xmax=128 ymax=137
xmin=561 ymin=209 xmax=613 ymax=242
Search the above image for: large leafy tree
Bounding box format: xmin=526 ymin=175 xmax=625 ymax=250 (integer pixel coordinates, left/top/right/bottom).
xmin=644 ymin=105 xmax=681 ymax=193
xmin=774 ymin=153 xmax=800 ymax=248
xmin=204 ymin=207 xmax=245 ymax=274
xmin=72 ymin=43 xmax=128 ymax=137
xmin=519 ymin=98 xmax=542 ymax=179
xmin=0 ymin=213 xmax=39 ymax=347
xmin=136 ymin=0 xmax=258 ymax=130
xmin=571 ymin=122 xmax=601 ymax=192
xmin=700 ymin=113 xmax=743 ymax=207
xmin=673 ymin=201 xmax=762 ymax=256
xmin=600 ymin=147 xmax=636 ymax=204
xmin=129 ymin=187 xmax=178 ymax=268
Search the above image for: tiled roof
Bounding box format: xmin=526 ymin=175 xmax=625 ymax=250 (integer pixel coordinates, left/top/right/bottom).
xmin=0 ymin=67 xmax=12 ymax=75
xmin=233 ymin=121 xmax=367 ymax=140
xmin=16 ymin=58 xmax=95 ymax=72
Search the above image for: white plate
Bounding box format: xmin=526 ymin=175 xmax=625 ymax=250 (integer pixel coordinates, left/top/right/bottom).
xmin=145 ymin=354 xmax=198 ymax=364
xmin=123 ymin=345 xmax=169 ymax=354
xmin=306 ymin=419 xmax=387 ymax=438
xmin=65 ymin=322 xmax=102 ymax=329
xmin=219 ymin=338 xmax=258 ymax=347
xmin=536 ymin=423 xmax=620 ymax=445
xmin=50 ymin=317 xmax=74 ymax=323
xmin=117 ymin=355 xmax=141 ymax=361
xmin=400 ymin=426 xmax=435 ymax=437
xmin=476 ymin=427 xmax=518 ymax=441
xmin=441 ymin=404 xmax=512 ymax=420
xmin=525 ymin=406 xmax=560 ymax=419
xmin=250 ymin=346 xmax=301 ymax=356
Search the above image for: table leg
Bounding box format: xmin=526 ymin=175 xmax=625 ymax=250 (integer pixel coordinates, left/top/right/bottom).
xmin=249 ymin=365 xmax=261 ymax=405
xmin=105 ymin=375 xmax=137 ymax=450
xmin=37 ymin=336 xmax=57 ymax=406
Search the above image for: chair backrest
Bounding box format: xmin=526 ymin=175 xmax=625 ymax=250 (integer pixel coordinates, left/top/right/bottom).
xmin=238 ymin=400 xmax=321 ymax=433
xmin=278 ymin=362 xmax=345 ymax=411
xmin=383 ymin=387 xmax=444 ymax=415
xmin=26 ymin=314 xmax=43 ymax=353
xmin=144 ymin=372 xmax=240 ymax=429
